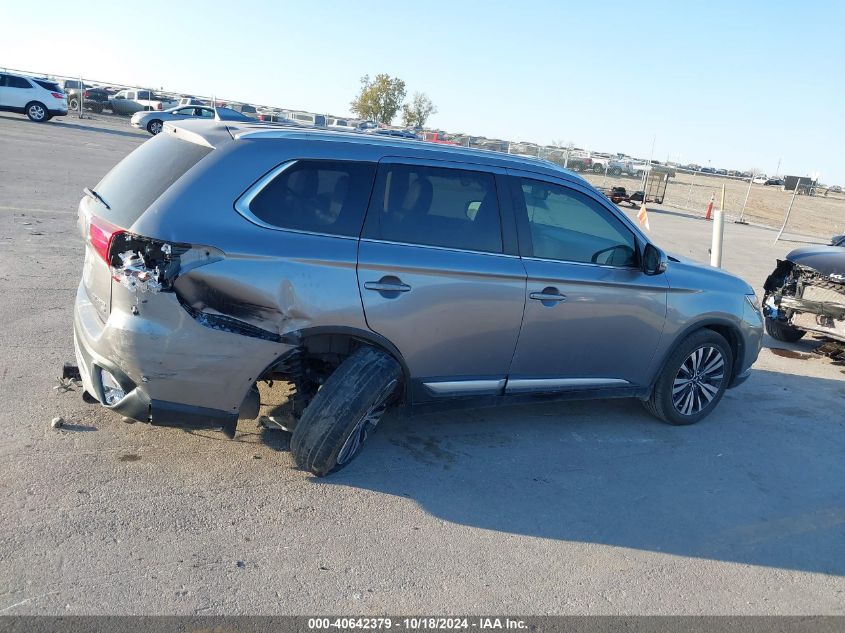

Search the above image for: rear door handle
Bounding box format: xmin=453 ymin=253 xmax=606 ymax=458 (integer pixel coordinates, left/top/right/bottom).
xmin=364 ymin=277 xmax=412 ymax=295
xmin=529 ymin=287 xmax=566 ymax=304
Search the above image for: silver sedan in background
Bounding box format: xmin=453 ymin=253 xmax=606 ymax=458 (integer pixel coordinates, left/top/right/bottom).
xmin=131 ymin=105 xmax=253 ymax=135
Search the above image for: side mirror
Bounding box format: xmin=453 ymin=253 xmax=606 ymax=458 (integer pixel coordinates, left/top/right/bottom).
xmin=642 ymin=243 xmax=667 ymax=275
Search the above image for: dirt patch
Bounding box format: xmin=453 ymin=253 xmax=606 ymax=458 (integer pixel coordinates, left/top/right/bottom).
xmin=119 ymin=454 xmax=141 ymax=462
xmin=770 ymin=348 xmax=812 ymax=360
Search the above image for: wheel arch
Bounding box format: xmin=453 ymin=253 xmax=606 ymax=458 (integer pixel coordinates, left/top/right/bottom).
xmin=650 ymin=318 xmax=745 ymax=393
xmin=280 ymin=326 xmax=411 ymax=401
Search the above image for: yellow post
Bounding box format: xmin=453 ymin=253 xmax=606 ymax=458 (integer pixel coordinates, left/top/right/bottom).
xmin=720 ymin=183 xmax=726 ymax=210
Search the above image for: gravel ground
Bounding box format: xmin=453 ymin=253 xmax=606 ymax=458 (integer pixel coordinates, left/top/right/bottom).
xmin=0 ymin=112 xmax=843 ymax=615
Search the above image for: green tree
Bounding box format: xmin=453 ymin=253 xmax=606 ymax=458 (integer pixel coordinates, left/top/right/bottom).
xmin=350 ymin=74 xmax=407 ymax=125
xmin=401 ymin=92 xmax=437 ymax=129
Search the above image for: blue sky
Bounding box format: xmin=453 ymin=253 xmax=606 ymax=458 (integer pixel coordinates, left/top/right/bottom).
xmin=3 ymin=0 xmax=844 ymax=182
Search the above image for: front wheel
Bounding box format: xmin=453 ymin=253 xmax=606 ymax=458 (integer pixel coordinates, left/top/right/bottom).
xmin=290 ymin=347 xmax=401 ymax=476
xmin=765 ymin=317 xmax=805 ymax=342
xmin=147 ymin=119 xmax=163 ymax=135
xmin=643 ymin=329 xmax=733 ymax=426
xmin=68 ymin=97 xmax=80 ymax=111
xmin=26 ymin=102 xmax=49 ymax=122
xmin=593 ymin=164 xmax=604 ymax=174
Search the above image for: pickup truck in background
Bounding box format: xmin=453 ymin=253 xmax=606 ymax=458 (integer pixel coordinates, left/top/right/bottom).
xmin=62 ymin=80 xmax=114 ymax=113
xmin=110 ymin=89 xmax=177 ymax=115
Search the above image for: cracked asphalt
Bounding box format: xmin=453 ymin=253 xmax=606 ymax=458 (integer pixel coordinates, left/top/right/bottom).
xmin=0 ymin=113 xmax=843 ymax=615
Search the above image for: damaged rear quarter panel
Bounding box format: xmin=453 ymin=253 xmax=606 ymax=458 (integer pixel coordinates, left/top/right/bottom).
xmin=102 ymin=138 xmax=374 ymax=413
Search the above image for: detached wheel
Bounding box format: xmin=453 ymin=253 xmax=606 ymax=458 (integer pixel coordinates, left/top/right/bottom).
xmin=765 ymin=317 xmax=805 ymax=342
xmin=644 ymin=329 xmax=733 ymax=426
xmin=290 ymin=347 xmax=401 ymax=476
xmin=26 ymin=101 xmax=48 ymax=122
xmin=147 ymin=119 xmax=163 ymax=135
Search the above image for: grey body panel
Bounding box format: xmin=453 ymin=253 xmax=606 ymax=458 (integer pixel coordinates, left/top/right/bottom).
xmin=510 ymin=258 xmax=668 ymax=386
xmin=357 ymin=239 xmax=526 ymax=393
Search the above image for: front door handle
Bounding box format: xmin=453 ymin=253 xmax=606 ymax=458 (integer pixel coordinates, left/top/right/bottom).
xmin=529 ymin=287 xmax=566 ymax=305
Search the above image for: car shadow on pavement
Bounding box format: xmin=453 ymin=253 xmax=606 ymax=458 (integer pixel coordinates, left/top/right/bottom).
xmin=319 ymin=368 xmax=845 ymax=576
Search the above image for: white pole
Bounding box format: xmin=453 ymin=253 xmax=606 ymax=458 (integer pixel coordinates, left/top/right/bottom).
xmin=737 ymin=173 xmax=754 ymax=224
xmin=711 ymin=208 xmax=725 ymax=267
xmin=774 ymin=185 xmax=800 ymax=244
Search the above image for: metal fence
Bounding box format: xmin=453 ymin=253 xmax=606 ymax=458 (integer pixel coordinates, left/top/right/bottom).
xmin=5 ymin=66 xmax=843 ymax=243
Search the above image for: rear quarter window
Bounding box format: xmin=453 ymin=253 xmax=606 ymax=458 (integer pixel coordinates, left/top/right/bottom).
xmin=93 ymin=134 xmax=212 ymax=227
xmin=244 ymin=160 xmax=377 ymax=237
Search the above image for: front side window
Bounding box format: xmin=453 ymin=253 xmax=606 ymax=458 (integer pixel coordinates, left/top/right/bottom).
xmin=247 ymin=160 xmax=377 ymax=237
xmin=373 ymin=164 xmax=503 ymax=253
xmin=518 ymin=178 xmax=637 ymax=266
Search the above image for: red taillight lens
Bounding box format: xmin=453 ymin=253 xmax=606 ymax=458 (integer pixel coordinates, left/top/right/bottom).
xmin=157 ymin=103 xmax=163 ymax=110
xmin=89 ymin=216 xmax=124 ymax=264
xmin=83 ymin=90 xmax=90 ymax=98
xmin=51 ymin=92 xmax=64 ymax=99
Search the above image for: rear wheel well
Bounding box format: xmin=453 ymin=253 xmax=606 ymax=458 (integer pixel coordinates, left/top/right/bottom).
xmin=263 ymin=331 xmax=408 ymax=416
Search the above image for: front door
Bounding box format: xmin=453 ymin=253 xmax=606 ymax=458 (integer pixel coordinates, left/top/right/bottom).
xmin=505 ymin=174 xmax=668 ymax=393
xmin=358 ymin=160 xmax=526 ymax=401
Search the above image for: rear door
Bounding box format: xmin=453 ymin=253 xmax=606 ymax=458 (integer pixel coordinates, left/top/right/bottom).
xmin=357 ymin=158 xmax=526 ymax=401
xmin=4 ymin=75 xmax=35 ymax=109
xmin=505 ymin=172 xmax=668 ymax=392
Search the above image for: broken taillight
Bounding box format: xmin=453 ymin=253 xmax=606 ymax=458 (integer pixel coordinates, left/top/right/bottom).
xmin=89 ymin=216 xmax=124 ymax=264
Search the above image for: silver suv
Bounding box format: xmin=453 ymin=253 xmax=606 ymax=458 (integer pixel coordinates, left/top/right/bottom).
xmin=73 ymin=121 xmax=763 ymax=475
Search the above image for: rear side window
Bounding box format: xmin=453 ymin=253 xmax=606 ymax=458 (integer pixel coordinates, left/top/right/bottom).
xmin=94 ymin=134 xmax=212 ymax=227
xmin=372 ymin=164 xmax=502 ymax=253
xmin=34 ymin=79 xmax=60 ymax=91
xmin=7 ymin=76 xmax=31 ymax=89
xmin=247 ymin=160 xmax=377 ymax=237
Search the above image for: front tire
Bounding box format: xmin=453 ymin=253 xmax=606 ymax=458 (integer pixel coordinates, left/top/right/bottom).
xmin=593 ymin=164 xmax=604 ymax=174
xmin=644 ymin=329 xmax=733 ymax=426
xmin=26 ymin=102 xmax=48 ymax=122
xmin=290 ymin=347 xmax=401 ymax=476
xmin=68 ymin=96 xmax=80 ymax=111
xmin=765 ymin=317 xmax=805 ymax=342
xmin=147 ymin=119 xmax=163 ymax=135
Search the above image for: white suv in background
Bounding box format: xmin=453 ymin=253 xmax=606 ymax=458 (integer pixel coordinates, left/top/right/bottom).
xmin=0 ymin=72 xmax=68 ymax=122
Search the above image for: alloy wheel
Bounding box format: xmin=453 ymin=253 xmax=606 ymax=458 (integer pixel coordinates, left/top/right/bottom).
xmin=336 ymin=379 xmax=397 ymax=465
xmin=28 ymin=104 xmax=46 ymax=121
xmin=149 ymin=121 xmax=163 ymax=135
xmin=671 ymin=346 xmax=725 ymax=416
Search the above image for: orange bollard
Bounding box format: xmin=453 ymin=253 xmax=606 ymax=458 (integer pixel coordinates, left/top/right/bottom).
xmin=704 ymin=192 xmax=715 ymax=221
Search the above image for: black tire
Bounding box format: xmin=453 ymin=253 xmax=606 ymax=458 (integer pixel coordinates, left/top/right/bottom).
xmin=25 ymin=101 xmax=49 ymax=122
xmin=290 ymin=347 xmax=401 ymax=476
xmin=147 ymin=119 xmax=163 ymax=135
xmin=765 ymin=317 xmax=805 ymax=342
xmin=593 ymin=164 xmax=604 ymax=174
xmin=68 ymin=97 xmax=79 ymax=111
xmin=91 ymin=103 xmax=103 ymax=113
xmin=643 ymin=329 xmax=733 ymax=426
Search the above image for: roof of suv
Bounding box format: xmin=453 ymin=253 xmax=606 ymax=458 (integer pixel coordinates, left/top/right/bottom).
xmin=166 ymin=119 xmax=587 ymax=185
